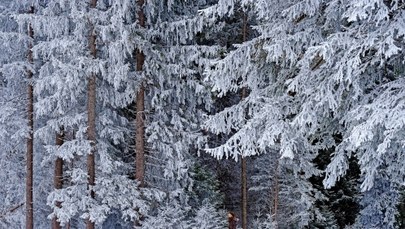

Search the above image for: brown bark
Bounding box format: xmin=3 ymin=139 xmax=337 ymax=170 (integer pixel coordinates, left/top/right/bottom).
xmin=241 ymin=157 xmax=248 ymax=229
xmin=135 ymin=85 xmax=145 ymax=186
xmin=240 ymin=88 xmax=248 ymax=229
xmin=86 ymin=1 xmax=97 ymax=229
xmin=133 ymin=1 xmax=146 ymax=227
xmin=0 ymin=203 xmax=24 ymax=220
xmin=135 ymin=0 xmax=145 ymax=187
xmin=26 ymin=6 xmax=35 ymax=229
xmin=52 ymin=130 xmax=64 ymax=229
xmin=240 ymin=12 xmax=248 ymax=229
xmin=137 ymin=0 xmax=145 ymax=28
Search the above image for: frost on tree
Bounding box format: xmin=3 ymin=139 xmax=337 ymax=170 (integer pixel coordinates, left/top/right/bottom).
xmin=0 ymin=2 xmax=30 ymax=227
xmin=27 ymin=1 xmax=153 ymax=227
xmin=202 ymin=0 xmax=328 ymax=227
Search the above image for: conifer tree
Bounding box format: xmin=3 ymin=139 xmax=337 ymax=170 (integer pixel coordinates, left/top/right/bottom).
xmin=129 ymin=0 xmax=223 ymax=226
xmin=2 ymin=0 xmax=403 ymax=228
xmin=0 ymin=1 xmax=31 ymax=227
xmin=30 ymin=1 xmax=151 ymax=227
xmin=202 ymin=1 xmax=329 ymax=227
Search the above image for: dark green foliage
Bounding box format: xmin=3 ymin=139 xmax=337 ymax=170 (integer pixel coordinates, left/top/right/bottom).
xmin=311 ymin=148 xmax=361 ymax=228
xmin=189 ymin=164 xmax=224 ymax=207
xmin=396 ymin=190 xmax=405 ymax=228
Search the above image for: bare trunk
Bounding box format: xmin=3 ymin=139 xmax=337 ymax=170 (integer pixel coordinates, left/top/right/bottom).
xmin=26 ymin=6 xmax=35 ymax=229
xmin=240 ymin=12 xmax=248 ymax=229
xmin=135 ymin=85 xmax=145 ymax=186
xmin=135 ymin=0 xmax=145 ymax=187
xmin=241 ymin=157 xmax=248 ymax=229
xmin=86 ymin=1 xmax=97 ymax=228
xmin=134 ymin=1 xmax=146 ymax=227
xmin=52 ymin=130 xmax=64 ymax=229
xmin=272 ymin=160 xmax=279 ymax=229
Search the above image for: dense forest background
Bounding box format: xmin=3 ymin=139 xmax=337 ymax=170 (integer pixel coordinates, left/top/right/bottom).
xmin=0 ymin=0 xmax=404 ymax=228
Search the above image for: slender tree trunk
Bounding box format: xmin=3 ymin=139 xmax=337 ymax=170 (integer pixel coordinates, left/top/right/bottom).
xmin=52 ymin=130 xmax=64 ymax=229
xmin=135 ymin=85 xmax=145 ymax=186
xmin=0 ymin=203 xmax=24 ymax=220
xmin=135 ymin=0 xmax=145 ymax=187
xmin=134 ymin=1 xmax=146 ymax=227
xmin=26 ymin=6 xmax=35 ymax=229
xmin=272 ymin=159 xmax=279 ymax=229
xmin=240 ymin=12 xmax=248 ymax=229
xmin=241 ymin=157 xmax=248 ymax=229
xmin=86 ymin=1 xmax=97 ymax=229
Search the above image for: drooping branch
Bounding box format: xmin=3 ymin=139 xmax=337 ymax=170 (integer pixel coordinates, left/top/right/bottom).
xmin=0 ymin=203 xmax=24 ymax=220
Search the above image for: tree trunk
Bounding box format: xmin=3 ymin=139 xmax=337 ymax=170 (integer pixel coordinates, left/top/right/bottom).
xmin=86 ymin=1 xmax=97 ymax=228
xmin=26 ymin=6 xmax=35 ymax=229
xmin=272 ymin=159 xmax=279 ymax=229
xmin=135 ymin=85 xmax=145 ymax=186
xmin=134 ymin=1 xmax=146 ymax=227
xmin=240 ymin=12 xmax=248 ymax=229
xmin=241 ymin=157 xmax=248 ymax=229
xmin=52 ymin=130 xmax=64 ymax=229
xmin=135 ymin=0 xmax=145 ymax=187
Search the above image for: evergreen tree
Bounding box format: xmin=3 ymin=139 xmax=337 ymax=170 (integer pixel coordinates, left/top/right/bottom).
xmin=202 ymin=1 xmax=327 ymax=227
xmin=30 ymin=1 xmax=151 ymax=227
xmin=133 ymin=0 xmax=223 ymax=226
xmin=1 ymin=0 xmax=404 ymax=228
xmin=0 ymin=1 xmax=29 ymax=227
xmin=317 ymin=1 xmax=405 ymax=226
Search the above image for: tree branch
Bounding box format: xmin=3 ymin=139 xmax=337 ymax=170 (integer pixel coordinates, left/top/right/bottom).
xmin=0 ymin=203 xmax=24 ymax=220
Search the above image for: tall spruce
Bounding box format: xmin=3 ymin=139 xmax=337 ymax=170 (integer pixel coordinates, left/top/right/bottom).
xmin=31 ymin=1 xmax=149 ymax=227
xmin=1 ymin=0 xmax=403 ymax=228
xmin=0 ymin=1 xmax=35 ymax=227
xmin=202 ymin=1 xmax=327 ymax=227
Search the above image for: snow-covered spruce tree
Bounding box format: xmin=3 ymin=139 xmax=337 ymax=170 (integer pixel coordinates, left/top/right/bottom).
xmin=3 ymin=2 xmax=39 ymax=228
xmin=0 ymin=1 xmax=31 ymax=227
xmin=27 ymin=0 xmax=222 ymax=227
xmin=129 ymin=0 xmax=224 ymax=227
xmin=188 ymin=164 xmax=226 ymax=229
xmin=249 ymin=149 xmax=279 ymax=229
xmin=307 ymin=1 xmax=405 ymax=228
xmin=220 ymin=0 xmax=405 ymax=227
xmin=310 ymin=146 xmax=360 ymax=228
xmin=24 ymin=1 xmax=154 ymax=227
xmin=235 ymin=0 xmax=405 ymax=227
xmin=202 ymin=0 xmax=336 ymax=227
xmin=199 ymin=8 xmax=250 ymax=222
xmin=209 ymin=0 xmax=405 ymax=227
xmin=93 ymin=0 xmax=218 ymax=226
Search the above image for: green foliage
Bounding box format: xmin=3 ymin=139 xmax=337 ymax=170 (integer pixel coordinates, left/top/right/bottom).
xmin=395 ymin=190 xmax=405 ymax=228
xmin=188 ymin=164 xmax=224 ymax=208
xmin=311 ymin=144 xmax=361 ymax=228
